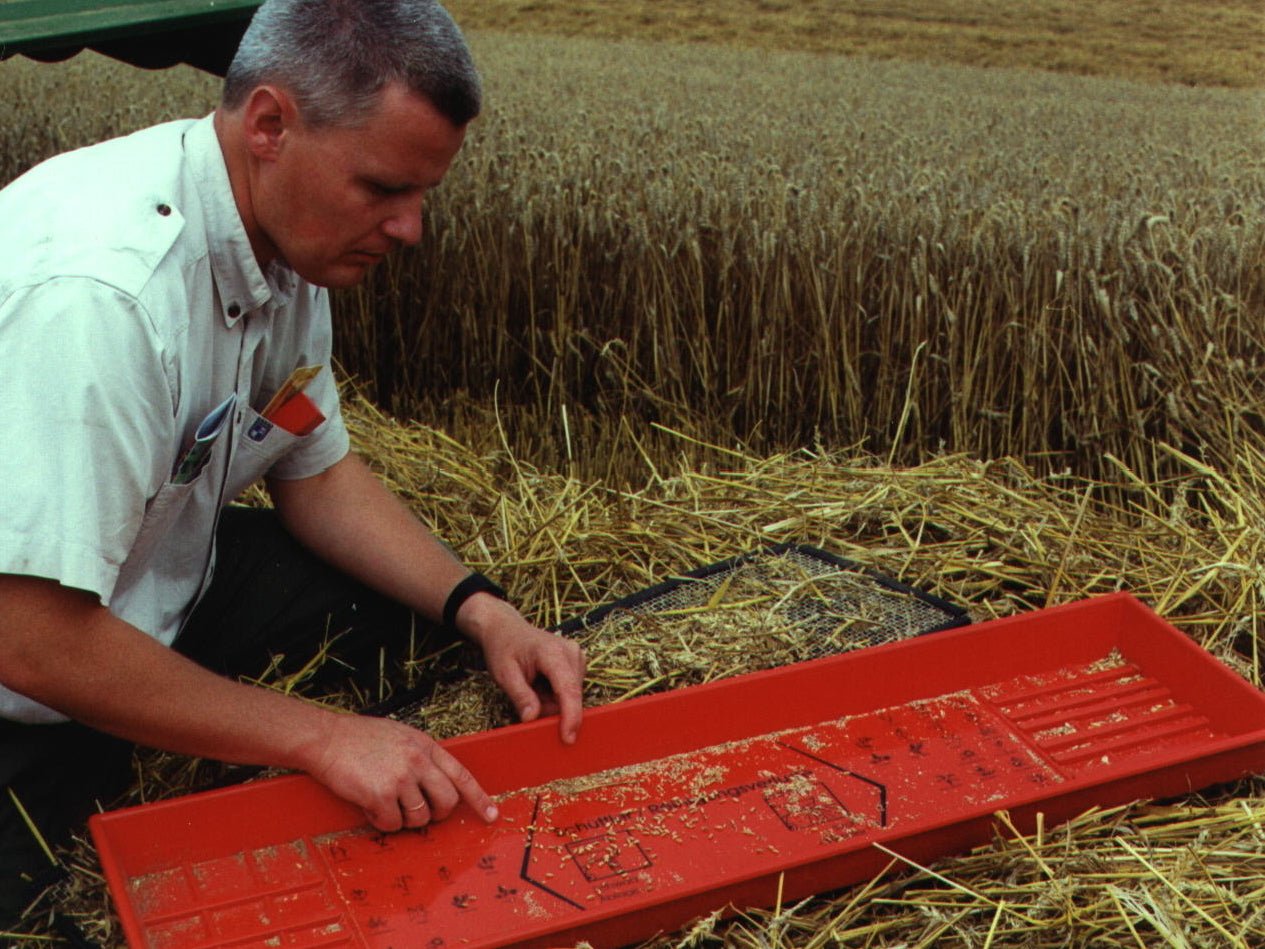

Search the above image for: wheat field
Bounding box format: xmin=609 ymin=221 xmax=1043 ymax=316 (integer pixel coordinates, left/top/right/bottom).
xmin=336 ymin=31 xmax=1265 ymax=486
xmin=2 ymin=26 xmax=1262 ymax=487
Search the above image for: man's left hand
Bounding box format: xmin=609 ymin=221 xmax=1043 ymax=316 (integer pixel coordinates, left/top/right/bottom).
xmin=455 ymin=594 xmax=585 ymax=744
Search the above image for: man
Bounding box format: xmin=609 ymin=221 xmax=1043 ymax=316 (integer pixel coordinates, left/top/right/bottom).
xmin=0 ymin=0 xmax=583 ymax=920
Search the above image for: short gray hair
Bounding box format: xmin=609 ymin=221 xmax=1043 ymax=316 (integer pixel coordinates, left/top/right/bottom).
xmin=223 ymin=0 xmax=481 ymax=128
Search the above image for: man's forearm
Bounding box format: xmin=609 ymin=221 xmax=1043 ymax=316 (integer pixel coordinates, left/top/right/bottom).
xmin=0 ymin=572 xmax=500 ymax=830
xmin=267 ymin=452 xmax=474 ymax=623
xmin=0 ymin=574 xmax=335 ymax=772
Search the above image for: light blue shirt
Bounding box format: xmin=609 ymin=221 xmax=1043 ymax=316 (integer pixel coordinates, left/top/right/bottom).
xmin=0 ymin=115 xmax=350 ymax=722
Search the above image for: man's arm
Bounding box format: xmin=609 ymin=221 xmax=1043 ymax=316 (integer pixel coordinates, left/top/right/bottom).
xmin=265 ymin=452 xmax=585 ymax=742
xmin=0 ymin=573 xmax=498 ymax=831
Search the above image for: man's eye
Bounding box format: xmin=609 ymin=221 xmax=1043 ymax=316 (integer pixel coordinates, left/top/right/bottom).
xmin=365 ymin=181 xmax=404 ymax=197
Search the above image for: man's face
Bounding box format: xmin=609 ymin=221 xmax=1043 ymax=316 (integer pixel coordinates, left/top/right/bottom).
xmin=252 ymin=82 xmax=467 ymax=289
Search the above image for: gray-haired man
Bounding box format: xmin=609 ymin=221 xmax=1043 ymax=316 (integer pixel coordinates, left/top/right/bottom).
xmin=0 ymin=0 xmax=583 ymax=921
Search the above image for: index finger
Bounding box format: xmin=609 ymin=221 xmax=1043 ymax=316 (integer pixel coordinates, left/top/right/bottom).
xmin=429 ymin=744 xmax=500 ymax=823
xmin=541 ymin=642 xmax=585 ymax=744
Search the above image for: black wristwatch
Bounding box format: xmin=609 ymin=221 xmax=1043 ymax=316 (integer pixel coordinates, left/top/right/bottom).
xmin=442 ymin=572 xmax=508 ymax=633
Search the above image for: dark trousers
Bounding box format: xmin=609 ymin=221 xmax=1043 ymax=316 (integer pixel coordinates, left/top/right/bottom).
xmin=0 ymin=506 xmax=444 ymax=926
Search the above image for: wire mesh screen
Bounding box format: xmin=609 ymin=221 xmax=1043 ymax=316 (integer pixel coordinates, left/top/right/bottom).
xmin=369 ymin=544 xmax=970 ymax=723
xmin=556 ymin=544 xmax=969 ymax=661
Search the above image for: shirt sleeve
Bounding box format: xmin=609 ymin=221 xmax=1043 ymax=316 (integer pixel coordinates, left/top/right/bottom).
xmin=0 ymin=279 xmax=174 ymax=603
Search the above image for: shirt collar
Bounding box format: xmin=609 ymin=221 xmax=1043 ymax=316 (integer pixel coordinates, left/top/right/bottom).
xmin=184 ymin=114 xmax=298 ymax=327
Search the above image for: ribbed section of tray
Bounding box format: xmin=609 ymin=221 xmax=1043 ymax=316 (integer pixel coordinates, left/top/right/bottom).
xmin=981 ymin=661 xmax=1221 ymax=777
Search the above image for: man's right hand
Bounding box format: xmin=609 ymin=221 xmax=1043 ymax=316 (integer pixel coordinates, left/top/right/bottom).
xmin=304 ymin=712 xmax=498 ymax=831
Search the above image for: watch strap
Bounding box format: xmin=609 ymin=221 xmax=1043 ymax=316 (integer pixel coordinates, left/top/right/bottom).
xmin=443 ymin=572 xmax=508 ymax=633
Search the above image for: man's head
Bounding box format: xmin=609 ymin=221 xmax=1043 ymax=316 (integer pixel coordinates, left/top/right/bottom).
xmin=218 ymin=0 xmax=479 ymax=288
xmin=223 ymin=0 xmax=480 ymax=130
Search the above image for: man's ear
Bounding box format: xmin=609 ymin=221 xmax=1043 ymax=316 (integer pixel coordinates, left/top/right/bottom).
xmin=241 ymin=86 xmax=298 ymax=162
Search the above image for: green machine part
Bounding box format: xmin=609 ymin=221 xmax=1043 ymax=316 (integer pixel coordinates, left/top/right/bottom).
xmin=0 ymin=0 xmax=261 ymax=75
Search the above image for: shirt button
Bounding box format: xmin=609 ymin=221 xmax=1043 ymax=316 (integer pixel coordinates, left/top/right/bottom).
xmin=227 ymin=302 xmax=241 ymax=318
xmin=156 ymin=203 xmax=172 ymax=216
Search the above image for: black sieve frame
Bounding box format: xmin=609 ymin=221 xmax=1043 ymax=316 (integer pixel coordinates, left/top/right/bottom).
xmin=553 ymin=542 xmax=970 ymax=639
xmin=364 ymin=544 xmax=970 ymax=721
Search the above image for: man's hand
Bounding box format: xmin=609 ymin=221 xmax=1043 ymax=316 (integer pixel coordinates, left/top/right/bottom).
xmin=306 ymin=712 xmax=499 ymax=831
xmin=456 ymin=593 xmax=585 ymax=744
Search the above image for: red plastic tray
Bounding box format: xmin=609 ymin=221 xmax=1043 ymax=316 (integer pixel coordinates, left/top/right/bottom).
xmin=90 ymin=593 xmax=1265 ymax=949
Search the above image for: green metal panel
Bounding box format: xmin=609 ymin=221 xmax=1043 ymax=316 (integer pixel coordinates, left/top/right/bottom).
xmin=0 ymin=0 xmax=260 ymax=74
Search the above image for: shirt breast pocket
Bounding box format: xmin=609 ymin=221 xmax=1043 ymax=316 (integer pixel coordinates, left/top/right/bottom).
xmin=224 ymin=407 xmax=316 ymax=501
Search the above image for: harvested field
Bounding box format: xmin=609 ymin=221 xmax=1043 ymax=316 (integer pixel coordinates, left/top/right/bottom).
xmin=442 ymin=0 xmax=1265 ymax=88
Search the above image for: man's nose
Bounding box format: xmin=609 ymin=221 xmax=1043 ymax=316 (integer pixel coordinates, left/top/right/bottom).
xmin=382 ymin=197 xmax=424 ymax=246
